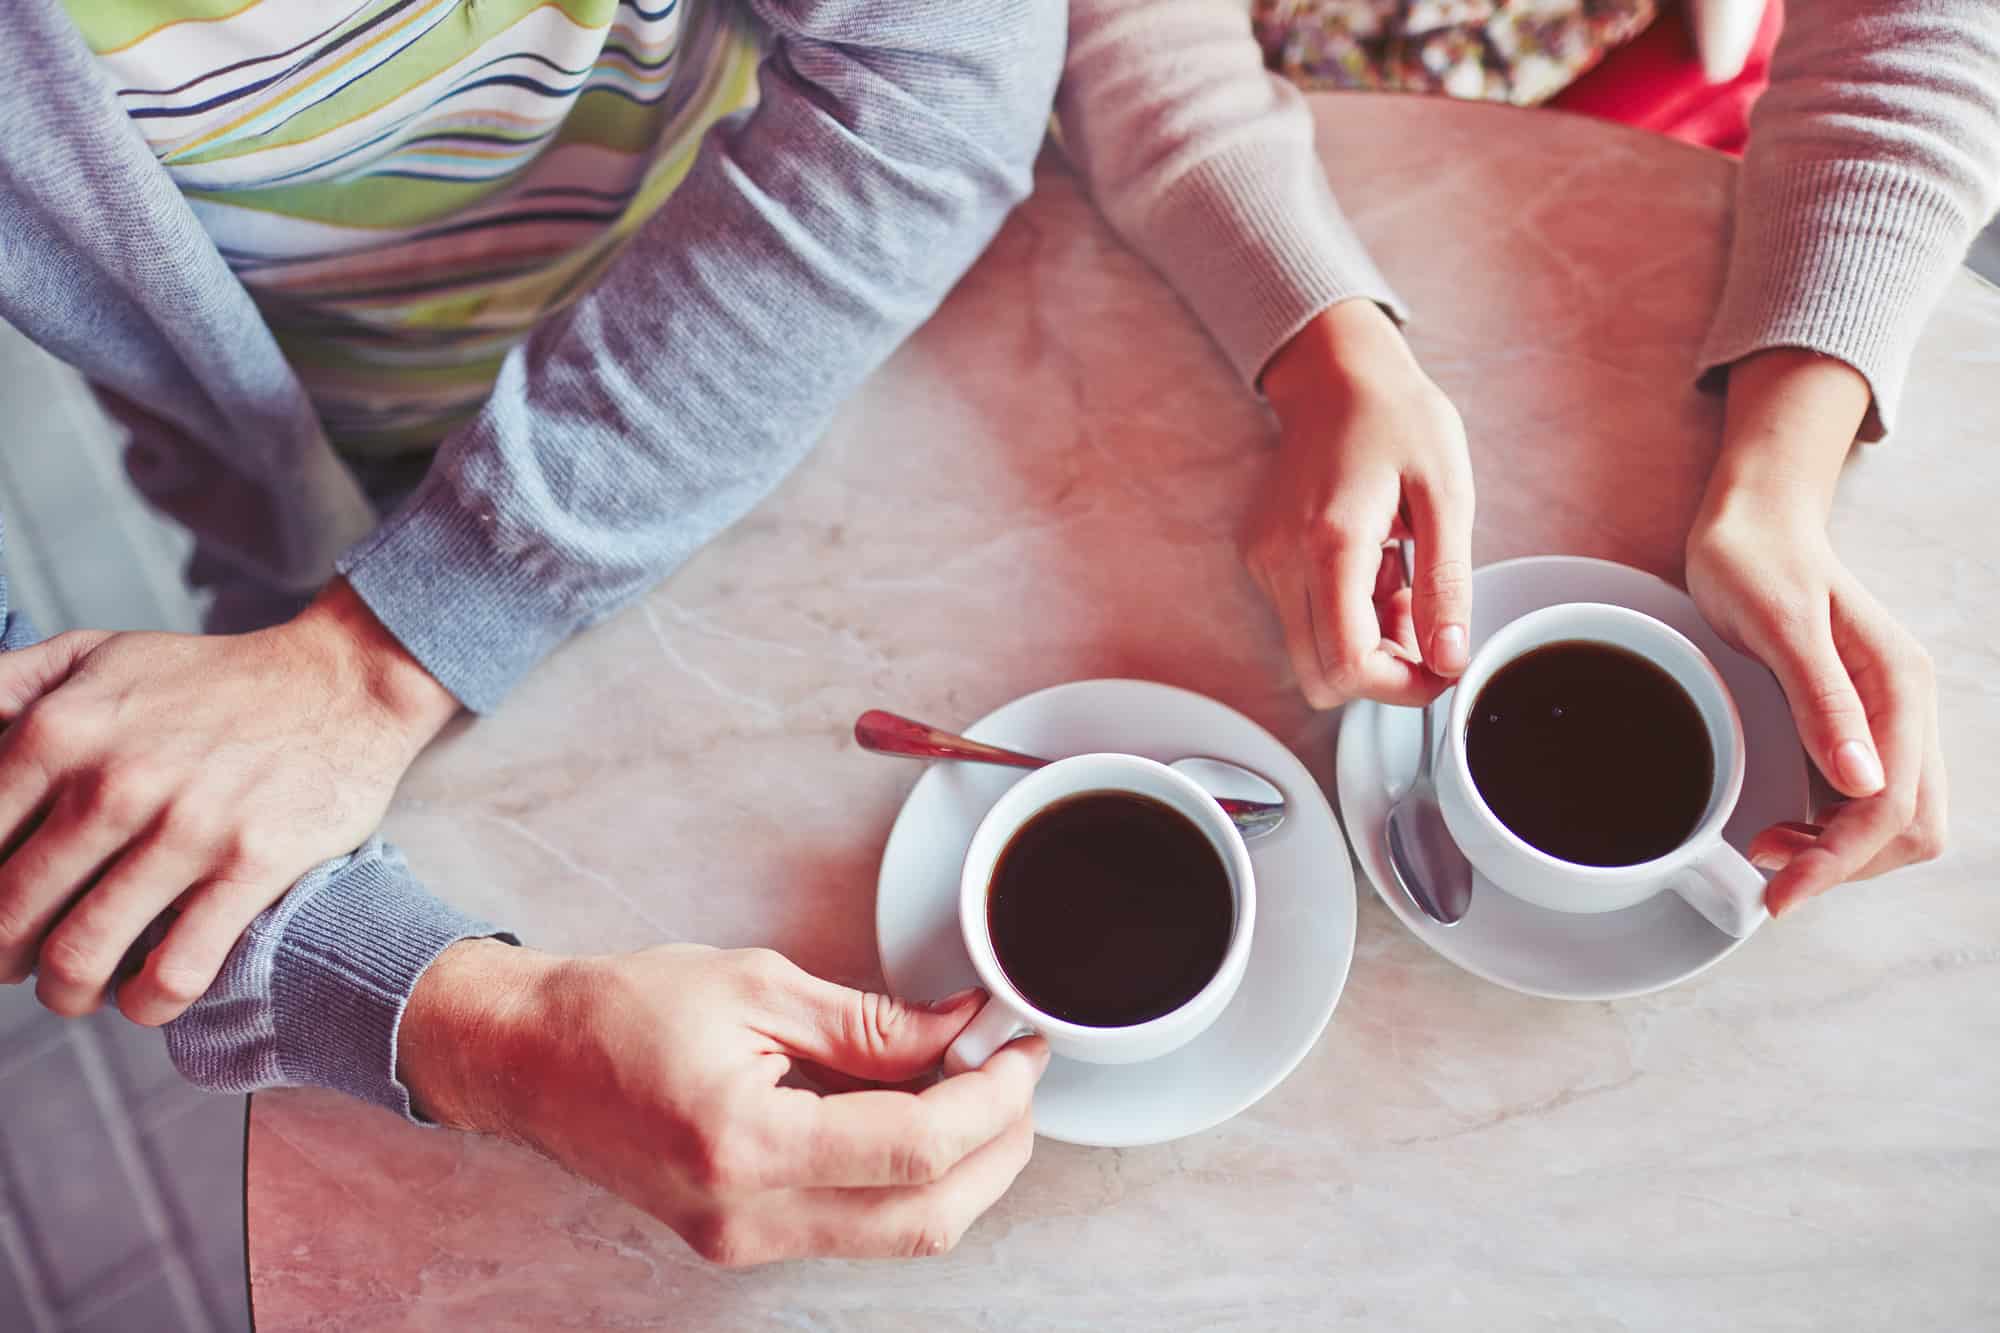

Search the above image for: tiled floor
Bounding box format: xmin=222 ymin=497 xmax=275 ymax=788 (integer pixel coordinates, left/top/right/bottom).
xmin=0 ymin=322 xmax=244 ymax=1333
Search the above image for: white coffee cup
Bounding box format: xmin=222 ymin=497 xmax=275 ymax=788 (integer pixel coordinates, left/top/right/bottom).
xmin=943 ymin=753 xmax=1256 ymax=1074
xmin=1436 ymin=602 xmax=1769 ymax=938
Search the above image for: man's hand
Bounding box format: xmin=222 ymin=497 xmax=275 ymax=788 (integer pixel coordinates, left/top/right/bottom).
xmin=0 ymin=579 xmax=458 ymax=1022
xmin=399 ymin=941 xmax=1049 ymax=1267
xmin=1688 ymin=348 xmax=1947 ymax=916
xmin=1246 ymin=300 xmax=1475 ymax=709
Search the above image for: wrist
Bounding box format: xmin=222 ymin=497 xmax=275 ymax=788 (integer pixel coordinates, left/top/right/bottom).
xmin=1702 ymin=348 xmax=1869 ymax=530
xmin=397 ymin=937 xmax=561 ymax=1135
xmin=283 ymin=577 xmax=461 ymax=751
xmin=1263 ymin=299 xmax=1420 ymax=421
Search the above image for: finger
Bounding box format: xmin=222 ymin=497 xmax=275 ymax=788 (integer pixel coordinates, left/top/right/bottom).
xmin=33 ymin=832 xmax=201 ymax=1016
xmin=1371 ymin=548 xmax=1419 ymax=661
xmin=1254 ymin=561 xmax=1341 ymax=710
xmin=0 ymin=631 xmax=110 ymax=722
xmin=754 ymin=960 xmax=995 ymax=1084
xmin=789 ymin=1113 xmax=1036 ymax=1262
xmin=1316 ymin=535 xmax=1436 ymax=706
xmin=0 ymin=722 xmax=60 ymax=872
xmin=116 ymin=876 xmax=267 ymax=1025
xmin=1763 ymin=626 xmax=1927 ymax=917
xmin=758 ymin=1035 xmax=1049 ymax=1188
xmin=0 ymin=785 xmax=136 ymax=984
xmin=1404 ymin=474 xmax=1473 ymax=676
xmin=1746 ymin=820 xmax=1825 ymax=873
xmin=1851 ymin=673 xmax=1947 ymax=881
xmin=1758 ymin=605 xmax=1883 ymax=800
xmin=1758 ymin=738 xmax=1940 ymax=902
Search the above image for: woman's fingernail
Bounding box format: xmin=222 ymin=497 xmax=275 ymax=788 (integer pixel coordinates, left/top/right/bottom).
xmin=1434 ymin=625 xmax=1468 ymax=673
xmin=926 ymin=987 xmax=983 ymax=1013
xmin=1834 ymin=739 xmax=1884 ymax=794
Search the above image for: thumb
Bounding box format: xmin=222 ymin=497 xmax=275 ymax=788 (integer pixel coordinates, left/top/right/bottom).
xmin=1762 ymin=616 xmax=1884 ymax=799
xmin=0 ymin=629 xmax=111 ymax=722
xmin=776 ymin=966 xmax=987 ymax=1083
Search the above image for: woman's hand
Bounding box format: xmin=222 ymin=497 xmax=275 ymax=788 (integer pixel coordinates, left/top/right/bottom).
xmin=0 ymin=579 xmax=459 ymax=1022
xmin=399 ymin=941 xmax=1049 ymax=1267
xmin=1688 ymin=349 xmax=1947 ymax=916
xmin=1245 ymin=300 xmax=1474 ymax=708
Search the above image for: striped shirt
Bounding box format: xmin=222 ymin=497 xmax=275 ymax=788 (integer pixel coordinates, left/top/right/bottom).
xmin=67 ymin=0 xmax=760 ymax=455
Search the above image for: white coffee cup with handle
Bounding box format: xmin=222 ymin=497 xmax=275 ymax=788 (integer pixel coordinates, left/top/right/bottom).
xmin=1436 ymin=602 xmax=1771 ymax=938
xmin=943 ymin=753 xmax=1256 ymax=1074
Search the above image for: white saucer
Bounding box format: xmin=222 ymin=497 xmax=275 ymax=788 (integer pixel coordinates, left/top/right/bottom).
xmin=876 ymin=680 xmax=1356 ymax=1148
xmin=1335 ymin=556 xmax=1811 ymax=1000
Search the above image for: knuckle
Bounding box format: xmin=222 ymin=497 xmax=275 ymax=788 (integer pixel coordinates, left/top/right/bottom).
xmin=218 ymin=830 xmax=284 ymax=882
xmin=690 ymin=1124 xmax=754 ymax=1194
xmin=1886 ymin=785 xmax=1921 ymax=833
xmin=9 ymin=701 xmax=69 ymax=760
xmin=78 ymin=766 xmax=156 ymax=827
xmin=157 ymin=800 xmax=221 ymax=853
xmin=1305 ymin=517 xmax=1363 ymax=561
xmin=1417 ymin=558 xmax=1472 ymax=609
xmin=899 ymin=1208 xmax=963 ymax=1259
xmin=1905 ymin=817 xmax=1946 ymax=864
xmin=1321 ymin=650 xmax=1370 ymax=694
xmin=0 ymin=902 xmax=34 ymax=958
xmin=1237 ymin=532 xmax=1276 ymax=573
xmin=893 ymin=1119 xmax=949 ymax=1186
xmin=1754 ymin=597 xmax=1815 ymax=644
xmin=145 ymin=960 xmax=210 ymax=1011
xmin=734 ymin=947 xmax=793 ymax=992
xmin=1798 ymin=676 xmax=1863 ymax=723
xmin=854 ymin=989 xmax=906 ymax=1054
xmin=37 ymin=932 xmax=103 ymax=989
xmin=687 ymin=1212 xmax=760 ymax=1268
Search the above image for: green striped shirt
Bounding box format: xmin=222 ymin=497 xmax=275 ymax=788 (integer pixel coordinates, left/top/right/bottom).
xmin=68 ymin=0 xmax=760 ymax=455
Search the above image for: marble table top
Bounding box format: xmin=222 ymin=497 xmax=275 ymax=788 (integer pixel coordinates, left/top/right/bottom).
xmin=246 ymin=96 xmax=2000 ymax=1331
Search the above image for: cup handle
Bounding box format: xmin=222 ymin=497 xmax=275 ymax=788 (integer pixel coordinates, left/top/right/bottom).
xmin=1669 ymin=840 xmax=1770 ymax=938
xmin=942 ymin=996 xmax=1033 ymax=1076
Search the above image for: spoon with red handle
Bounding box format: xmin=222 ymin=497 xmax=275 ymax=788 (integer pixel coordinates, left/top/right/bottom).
xmin=854 ymin=709 xmax=1286 ymax=839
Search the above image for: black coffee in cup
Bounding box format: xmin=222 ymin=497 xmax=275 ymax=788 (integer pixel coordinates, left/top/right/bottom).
xmin=1465 ymin=640 xmax=1714 ymax=867
xmin=986 ymin=791 xmax=1232 ymax=1027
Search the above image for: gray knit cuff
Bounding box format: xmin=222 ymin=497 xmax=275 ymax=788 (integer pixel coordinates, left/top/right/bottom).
xmin=1696 ymin=158 xmax=1978 ymax=441
xmin=165 ymin=840 xmax=514 ymax=1124
xmin=338 ymin=450 xmax=566 ymax=715
xmin=1121 ymin=134 xmax=1409 ymax=390
xmin=269 ymin=855 xmax=514 ymax=1123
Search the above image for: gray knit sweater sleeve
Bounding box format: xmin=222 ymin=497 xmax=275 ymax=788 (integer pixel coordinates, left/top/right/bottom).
xmin=1697 ymin=0 xmax=2000 ymax=439
xmin=163 ymin=840 xmax=515 ymax=1122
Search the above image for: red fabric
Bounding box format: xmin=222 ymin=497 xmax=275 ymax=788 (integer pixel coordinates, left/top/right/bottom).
xmin=1549 ymin=0 xmax=1786 ymax=155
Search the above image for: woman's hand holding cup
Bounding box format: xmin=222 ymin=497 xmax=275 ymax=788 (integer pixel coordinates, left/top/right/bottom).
xmin=1246 ymin=299 xmax=1477 ymax=710
xmin=1689 ymin=348 xmax=1948 ymax=916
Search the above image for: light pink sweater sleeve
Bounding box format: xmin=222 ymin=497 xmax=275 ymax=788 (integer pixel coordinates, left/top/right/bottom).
xmin=1061 ymin=0 xmax=2000 ymax=435
xmin=1698 ymin=0 xmax=2000 ymax=439
xmin=1055 ymin=0 xmax=1407 ymax=387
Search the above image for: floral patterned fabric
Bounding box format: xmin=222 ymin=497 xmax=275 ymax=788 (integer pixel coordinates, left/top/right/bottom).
xmin=1254 ymin=0 xmax=1660 ymax=106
